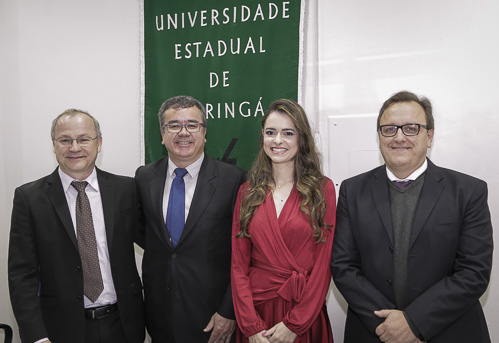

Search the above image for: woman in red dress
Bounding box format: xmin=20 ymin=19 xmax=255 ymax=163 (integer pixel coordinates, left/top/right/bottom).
xmin=231 ymin=99 xmax=336 ymax=343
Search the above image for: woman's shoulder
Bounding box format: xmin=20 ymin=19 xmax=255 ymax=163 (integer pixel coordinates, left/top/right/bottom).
xmin=321 ymin=176 xmax=336 ymax=192
xmin=239 ymin=181 xmax=250 ymax=192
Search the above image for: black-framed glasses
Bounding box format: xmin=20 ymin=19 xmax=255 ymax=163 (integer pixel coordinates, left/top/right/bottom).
xmin=54 ymin=136 xmax=99 ymax=146
xmin=163 ymin=122 xmax=205 ymax=133
xmin=378 ymin=123 xmax=429 ymax=137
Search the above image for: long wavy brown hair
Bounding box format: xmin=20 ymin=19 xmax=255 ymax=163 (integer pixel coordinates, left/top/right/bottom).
xmin=236 ymin=99 xmax=331 ymax=243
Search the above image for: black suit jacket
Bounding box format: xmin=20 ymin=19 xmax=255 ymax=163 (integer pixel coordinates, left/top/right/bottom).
xmin=8 ymin=168 xmax=145 ymax=343
xmin=331 ymin=159 xmax=493 ymax=343
xmin=135 ymin=154 xmax=246 ymax=342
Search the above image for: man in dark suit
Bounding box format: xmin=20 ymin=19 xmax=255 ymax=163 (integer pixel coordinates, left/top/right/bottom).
xmin=135 ymin=95 xmax=246 ymax=342
xmin=331 ymin=91 xmax=493 ymax=343
xmin=8 ymin=109 xmax=145 ymax=343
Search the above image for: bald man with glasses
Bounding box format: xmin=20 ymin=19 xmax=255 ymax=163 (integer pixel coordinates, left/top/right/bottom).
xmin=8 ymin=109 xmax=145 ymax=343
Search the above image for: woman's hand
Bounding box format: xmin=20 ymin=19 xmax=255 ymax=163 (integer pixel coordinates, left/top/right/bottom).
xmin=249 ymin=330 xmax=271 ymax=343
xmin=264 ymin=322 xmax=297 ymax=343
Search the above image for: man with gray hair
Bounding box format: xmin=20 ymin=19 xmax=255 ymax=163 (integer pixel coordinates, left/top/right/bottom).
xmin=331 ymin=91 xmax=493 ymax=343
xmin=9 ymin=109 xmax=145 ymax=343
xmin=135 ymin=95 xmax=246 ymax=342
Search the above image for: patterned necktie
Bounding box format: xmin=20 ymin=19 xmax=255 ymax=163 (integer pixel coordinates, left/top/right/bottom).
xmin=166 ymin=168 xmax=188 ymax=247
xmin=392 ymin=180 xmax=413 ymax=188
xmin=71 ymin=181 xmax=104 ymax=303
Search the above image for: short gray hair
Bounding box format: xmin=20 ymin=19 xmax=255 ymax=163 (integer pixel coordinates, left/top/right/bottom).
xmin=51 ymin=109 xmax=102 ymax=139
xmin=158 ymin=95 xmax=207 ymax=132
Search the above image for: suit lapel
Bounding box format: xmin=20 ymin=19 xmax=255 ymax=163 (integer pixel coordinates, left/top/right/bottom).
xmin=410 ymin=160 xmax=445 ymax=248
xmin=97 ymin=169 xmax=115 ymax=252
xmin=178 ymin=156 xmax=216 ymax=246
xmin=149 ymin=158 xmax=172 ymax=248
xmin=371 ymin=166 xmax=394 ymax=243
xmin=45 ymin=168 xmax=78 ymax=249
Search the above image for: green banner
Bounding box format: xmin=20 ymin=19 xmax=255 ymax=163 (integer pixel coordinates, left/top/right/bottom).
xmin=144 ymin=0 xmax=302 ymax=169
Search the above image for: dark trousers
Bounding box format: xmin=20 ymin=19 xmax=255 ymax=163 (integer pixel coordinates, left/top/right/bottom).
xmin=84 ymin=309 xmax=128 ymax=343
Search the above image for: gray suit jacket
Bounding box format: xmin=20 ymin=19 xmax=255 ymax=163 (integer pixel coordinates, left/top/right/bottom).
xmin=331 ymin=159 xmax=493 ymax=343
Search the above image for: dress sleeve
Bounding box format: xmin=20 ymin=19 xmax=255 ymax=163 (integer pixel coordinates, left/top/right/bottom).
xmin=282 ymin=179 xmax=337 ymax=336
xmin=231 ymin=184 xmax=268 ymax=337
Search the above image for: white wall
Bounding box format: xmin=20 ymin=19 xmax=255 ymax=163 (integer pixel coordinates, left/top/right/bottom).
xmin=318 ymin=1 xmax=499 ymax=342
xmin=1 ymin=1 xmax=498 ymax=342
xmin=0 ymin=1 xmax=143 ymax=342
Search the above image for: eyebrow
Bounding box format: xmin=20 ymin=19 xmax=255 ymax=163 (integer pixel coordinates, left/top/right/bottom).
xmin=265 ymin=127 xmax=296 ymax=132
xmin=167 ymin=119 xmax=200 ymax=124
xmin=56 ymin=134 xmax=93 ymax=138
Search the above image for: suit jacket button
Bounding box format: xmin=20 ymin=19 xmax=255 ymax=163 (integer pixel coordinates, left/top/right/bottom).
xmin=389 ymin=246 xmax=394 ymax=253
xmin=76 ymin=265 xmax=82 ymax=271
xmin=386 ymin=279 xmax=392 ymax=285
xmin=166 ymin=285 xmax=171 ymax=291
xmin=76 ymin=295 xmax=83 ymax=302
xmin=172 ymin=253 xmax=177 ymax=259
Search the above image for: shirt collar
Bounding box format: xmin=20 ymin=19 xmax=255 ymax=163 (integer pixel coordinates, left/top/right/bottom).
xmin=167 ymin=153 xmax=204 ymax=179
xmin=58 ymin=167 xmax=99 ymax=193
xmin=386 ymin=159 xmax=427 ymax=182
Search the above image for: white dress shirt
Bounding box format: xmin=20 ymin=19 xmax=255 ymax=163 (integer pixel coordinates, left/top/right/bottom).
xmin=58 ymin=168 xmax=117 ymax=308
xmin=162 ymin=154 xmax=204 ymax=231
xmin=386 ymin=159 xmax=428 ymax=182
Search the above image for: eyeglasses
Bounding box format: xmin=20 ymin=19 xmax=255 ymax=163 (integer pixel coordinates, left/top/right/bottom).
xmin=54 ymin=136 xmax=99 ymax=146
xmin=163 ymin=122 xmax=205 ymax=133
xmin=378 ymin=123 xmax=429 ymax=137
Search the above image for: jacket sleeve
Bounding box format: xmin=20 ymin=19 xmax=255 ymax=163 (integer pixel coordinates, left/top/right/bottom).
xmin=8 ymin=187 xmax=48 ymax=343
xmin=331 ymin=180 xmax=397 ymax=336
xmin=404 ymin=179 xmax=493 ymax=341
xmin=133 ymin=167 xmax=146 ymax=249
xmin=217 ymin=168 xmax=247 ymax=320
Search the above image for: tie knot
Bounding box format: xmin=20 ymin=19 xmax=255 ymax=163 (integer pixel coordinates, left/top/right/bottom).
xmin=392 ymin=180 xmax=412 ymax=188
xmin=174 ymin=168 xmax=188 ymax=178
xmin=71 ymin=181 xmax=89 ymax=193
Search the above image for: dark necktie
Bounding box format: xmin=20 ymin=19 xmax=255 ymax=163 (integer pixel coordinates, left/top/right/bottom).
xmin=392 ymin=180 xmax=413 ymax=188
xmin=71 ymin=181 xmax=104 ymax=303
xmin=166 ymin=168 xmax=188 ymax=247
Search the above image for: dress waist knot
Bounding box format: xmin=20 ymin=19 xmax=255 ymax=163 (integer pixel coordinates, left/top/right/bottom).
xmin=252 ymin=258 xmax=308 ymax=303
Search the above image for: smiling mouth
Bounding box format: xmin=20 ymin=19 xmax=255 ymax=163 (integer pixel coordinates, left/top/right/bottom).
xmin=271 ymin=147 xmax=287 ymax=153
xmin=175 ymin=141 xmax=192 ymax=145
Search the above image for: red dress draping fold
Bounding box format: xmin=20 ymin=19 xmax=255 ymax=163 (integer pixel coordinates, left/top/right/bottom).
xmin=231 ymin=178 xmax=336 ymax=343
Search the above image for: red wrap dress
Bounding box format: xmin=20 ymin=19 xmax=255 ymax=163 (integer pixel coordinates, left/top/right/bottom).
xmin=231 ymin=178 xmax=336 ymax=343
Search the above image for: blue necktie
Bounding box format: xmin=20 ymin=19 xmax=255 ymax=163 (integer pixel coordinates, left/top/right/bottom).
xmin=167 ymin=168 xmax=188 ymax=247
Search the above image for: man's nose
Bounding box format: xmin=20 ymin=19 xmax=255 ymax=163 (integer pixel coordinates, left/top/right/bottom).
xmin=69 ymin=140 xmax=82 ymax=151
xmin=393 ymin=128 xmax=406 ymax=141
xmin=178 ymin=125 xmax=190 ymax=135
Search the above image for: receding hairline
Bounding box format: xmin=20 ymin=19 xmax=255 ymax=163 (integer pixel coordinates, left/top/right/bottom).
xmin=377 ymin=91 xmax=435 ymax=130
xmin=51 ymin=109 xmax=101 ymax=139
xmin=381 ymin=100 xmax=425 ymax=117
